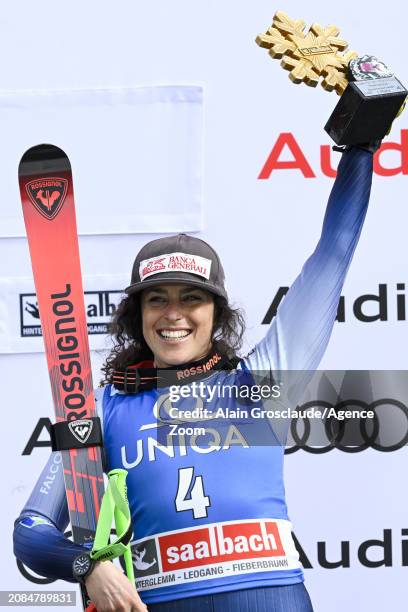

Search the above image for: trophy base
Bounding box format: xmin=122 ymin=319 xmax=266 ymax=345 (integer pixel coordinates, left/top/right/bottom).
xmin=325 ymin=77 xmax=407 ymax=146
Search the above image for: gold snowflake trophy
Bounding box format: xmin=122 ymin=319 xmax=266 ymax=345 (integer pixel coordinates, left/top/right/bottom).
xmin=256 ymin=12 xmax=407 ymax=146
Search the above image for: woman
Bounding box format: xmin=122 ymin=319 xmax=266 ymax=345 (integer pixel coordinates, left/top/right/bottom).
xmin=14 ymin=145 xmax=373 ymax=611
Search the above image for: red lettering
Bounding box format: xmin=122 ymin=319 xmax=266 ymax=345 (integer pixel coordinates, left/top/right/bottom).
xmin=320 ymin=144 xmax=337 ymax=178
xmin=260 ymin=130 xmax=408 ymax=179
xmin=160 ymin=521 xmax=285 ymax=572
xmin=374 ymin=129 xmax=408 ymax=176
xmin=258 ymin=133 xmax=316 ymax=179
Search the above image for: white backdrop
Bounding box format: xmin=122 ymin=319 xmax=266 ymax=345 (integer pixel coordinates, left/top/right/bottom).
xmin=0 ymin=85 xmax=203 ymax=237
xmin=1 ymin=1 xmax=407 ymax=611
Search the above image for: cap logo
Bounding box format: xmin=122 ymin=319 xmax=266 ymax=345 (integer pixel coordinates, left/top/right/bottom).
xmin=140 ymin=252 xmax=212 ymax=281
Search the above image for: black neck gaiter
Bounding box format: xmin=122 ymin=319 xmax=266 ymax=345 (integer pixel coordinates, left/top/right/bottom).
xmin=112 ymin=348 xmax=239 ymax=394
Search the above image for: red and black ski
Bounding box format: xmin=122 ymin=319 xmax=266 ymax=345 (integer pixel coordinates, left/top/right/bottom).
xmin=18 ymin=145 xmax=105 ymax=611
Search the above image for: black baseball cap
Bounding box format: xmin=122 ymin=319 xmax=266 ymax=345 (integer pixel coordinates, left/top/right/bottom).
xmin=125 ymin=234 xmax=228 ymax=299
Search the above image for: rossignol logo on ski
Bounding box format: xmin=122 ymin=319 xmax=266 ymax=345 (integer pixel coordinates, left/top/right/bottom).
xmin=25 ymin=177 xmax=68 ymax=220
xmin=51 ymin=284 xmax=87 ymax=419
xmin=69 ymin=419 xmax=93 ymax=444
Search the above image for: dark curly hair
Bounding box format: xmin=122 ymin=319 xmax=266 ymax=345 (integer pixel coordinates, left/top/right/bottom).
xmin=100 ymin=292 xmax=246 ymax=385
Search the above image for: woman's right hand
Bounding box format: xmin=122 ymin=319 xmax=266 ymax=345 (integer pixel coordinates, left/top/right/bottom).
xmin=85 ymin=560 xmax=147 ymax=612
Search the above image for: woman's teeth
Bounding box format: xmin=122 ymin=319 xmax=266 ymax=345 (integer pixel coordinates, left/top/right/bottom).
xmin=158 ymin=329 xmax=191 ymax=340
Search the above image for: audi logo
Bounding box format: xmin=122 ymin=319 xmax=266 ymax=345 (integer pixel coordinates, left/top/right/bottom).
xmin=285 ymin=399 xmax=408 ymax=453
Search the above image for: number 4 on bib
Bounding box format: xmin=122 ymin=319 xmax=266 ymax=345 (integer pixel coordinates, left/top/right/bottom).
xmin=175 ymin=467 xmax=210 ymax=519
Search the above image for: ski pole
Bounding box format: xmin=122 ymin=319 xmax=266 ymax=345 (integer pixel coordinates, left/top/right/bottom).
xmin=86 ymin=469 xmax=135 ymax=611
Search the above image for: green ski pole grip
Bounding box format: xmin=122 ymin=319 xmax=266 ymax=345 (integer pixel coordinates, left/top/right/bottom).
xmin=90 ymin=469 xmax=134 ymax=574
xmin=110 ymin=469 xmax=135 ymax=584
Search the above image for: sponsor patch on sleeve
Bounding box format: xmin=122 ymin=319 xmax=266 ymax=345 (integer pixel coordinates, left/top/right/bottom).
xmin=20 ymin=515 xmax=53 ymax=529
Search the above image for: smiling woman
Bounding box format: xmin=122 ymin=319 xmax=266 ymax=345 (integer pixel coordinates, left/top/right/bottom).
xmin=100 ymin=235 xmax=245 ymax=388
xmin=14 ymin=148 xmax=374 ymax=612
xmin=141 ymin=285 xmax=215 ymax=367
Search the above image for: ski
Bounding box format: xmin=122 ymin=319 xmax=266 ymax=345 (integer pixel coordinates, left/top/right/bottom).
xmin=18 ymin=144 xmax=105 ymax=611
